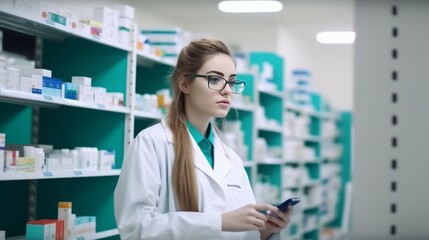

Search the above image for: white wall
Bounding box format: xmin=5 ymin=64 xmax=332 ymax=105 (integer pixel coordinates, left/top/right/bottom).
xmin=277 ymin=26 xmax=354 ymax=111
xmin=54 ymin=0 xmax=353 ymax=110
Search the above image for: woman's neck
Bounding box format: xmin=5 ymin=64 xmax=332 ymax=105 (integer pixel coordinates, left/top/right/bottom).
xmin=186 ymin=114 xmax=211 ymax=137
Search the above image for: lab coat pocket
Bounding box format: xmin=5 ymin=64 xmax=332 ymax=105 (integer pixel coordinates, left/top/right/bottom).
xmin=227 ymin=184 xmax=245 ymax=202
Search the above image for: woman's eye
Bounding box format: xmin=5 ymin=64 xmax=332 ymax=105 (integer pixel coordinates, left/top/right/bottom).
xmin=208 ymin=76 xmax=221 ymax=84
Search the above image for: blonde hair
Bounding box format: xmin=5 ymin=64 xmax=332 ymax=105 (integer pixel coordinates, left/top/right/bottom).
xmin=168 ymin=39 xmax=233 ymax=211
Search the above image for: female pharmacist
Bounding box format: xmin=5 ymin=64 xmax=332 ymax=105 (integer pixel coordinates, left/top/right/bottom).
xmin=114 ymin=39 xmax=293 ymax=239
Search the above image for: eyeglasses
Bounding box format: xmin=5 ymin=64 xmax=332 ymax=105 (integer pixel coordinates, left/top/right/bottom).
xmin=193 ymin=74 xmax=246 ymax=94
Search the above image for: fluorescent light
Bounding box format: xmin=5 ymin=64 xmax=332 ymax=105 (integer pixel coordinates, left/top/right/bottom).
xmin=218 ymin=1 xmax=283 ymax=13
xmin=316 ymin=31 xmax=356 ymax=44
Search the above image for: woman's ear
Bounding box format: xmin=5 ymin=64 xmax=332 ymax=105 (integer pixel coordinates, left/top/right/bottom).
xmin=179 ymin=79 xmax=189 ymax=94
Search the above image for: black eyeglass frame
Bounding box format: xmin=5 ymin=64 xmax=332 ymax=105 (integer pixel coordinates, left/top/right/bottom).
xmin=193 ymin=74 xmax=246 ymax=94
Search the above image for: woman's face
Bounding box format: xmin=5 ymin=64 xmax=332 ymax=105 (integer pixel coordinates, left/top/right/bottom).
xmin=184 ymin=53 xmax=236 ymax=120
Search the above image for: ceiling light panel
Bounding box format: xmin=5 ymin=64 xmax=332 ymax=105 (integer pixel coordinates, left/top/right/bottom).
xmin=218 ymin=1 xmax=283 ymax=13
xmin=316 ymin=31 xmax=356 ymax=44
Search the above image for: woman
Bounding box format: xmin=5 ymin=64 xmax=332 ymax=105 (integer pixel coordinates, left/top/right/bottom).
xmin=114 ymin=39 xmax=292 ymax=239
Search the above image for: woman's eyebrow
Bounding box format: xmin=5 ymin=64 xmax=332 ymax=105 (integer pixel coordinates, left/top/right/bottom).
xmin=205 ymin=70 xmax=237 ymax=78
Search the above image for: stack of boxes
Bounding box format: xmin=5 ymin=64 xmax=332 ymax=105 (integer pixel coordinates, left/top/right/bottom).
xmin=114 ymin=5 xmax=135 ymax=45
xmin=91 ymin=6 xmax=119 ymax=43
xmin=140 ymin=27 xmax=189 ymax=62
xmin=287 ymin=69 xmax=313 ymax=110
xmin=26 ymin=202 xmax=96 ymax=239
xmin=0 ymin=63 xmax=124 ymax=108
xmin=0 ymin=132 xmax=116 ymax=174
xmin=0 ymin=133 xmax=4 ymax=173
xmin=26 ymin=219 xmax=64 ymax=240
xmin=0 ymin=1 xmax=135 ymax=45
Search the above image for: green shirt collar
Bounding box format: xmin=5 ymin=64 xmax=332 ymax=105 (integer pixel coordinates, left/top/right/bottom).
xmin=186 ymin=120 xmax=214 ymax=145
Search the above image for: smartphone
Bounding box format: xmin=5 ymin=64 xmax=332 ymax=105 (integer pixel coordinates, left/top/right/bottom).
xmin=277 ymin=197 xmax=301 ymax=212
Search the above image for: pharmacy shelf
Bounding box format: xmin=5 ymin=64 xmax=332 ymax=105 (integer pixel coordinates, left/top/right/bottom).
xmin=134 ymin=110 xmax=164 ymax=120
xmin=5 ymin=228 xmax=119 ymax=240
xmin=243 ymin=161 xmax=255 ymax=167
xmin=0 ymin=9 xmax=130 ymax=52
xmin=303 ymin=202 xmax=321 ymax=211
xmin=285 ymin=135 xmax=321 ymax=143
xmin=258 ymin=157 xmax=284 ymax=164
xmin=231 ymin=101 xmax=255 ymax=112
xmin=285 ymin=101 xmax=340 ymax=121
xmin=303 ymin=224 xmax=319 ymax=234
xmin=88 ymin=228 xmax=119 ymax=240
xmin=257 ymin=125 xmax=283 ymax=134
xmin=0 ymin=88 xmax=129 ymax=114
xmin=0 ymin=169 xmax=120 ymax=181
xmin=301 ymin=179 xmax=320 ymax=188
xmin=137 ymin=51 xmax=175 ymax=67
xmin=258 ymin=87 xmax=283 ymax=98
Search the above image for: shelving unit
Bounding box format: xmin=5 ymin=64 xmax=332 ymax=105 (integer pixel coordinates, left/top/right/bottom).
xmin=0 ymin=4 xmax=351 ymax=240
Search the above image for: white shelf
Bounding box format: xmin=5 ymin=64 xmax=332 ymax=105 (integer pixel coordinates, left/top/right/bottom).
xmin=0 ymin=10 xmax=131 ymax=52
xmin=0 ymin=169 xmax=120 ymax=181
xmin=258 ymin=87 xmax=283 ymax=98
xmin=285 ymin=101 xmax=340 ymax=120
xmin=137 ymin=51 xmax=175 ymax=67
xmin=285 ymin=135 xmax=321 ymax=142
xmin=258 ymin=157 xmax=284 ymax=164
xmin=257 ymin=125 xmax=283 ymax=134
xmin=231 ymin=101 xmax=255 ymax=112
xmin=134 ymin=110 xmax=164 ymax=120
xmin=243 ymin=161 xmax=255 ymax=167
xmin=5 ymin=229 xmax=119 ymax=240
xmin=302 ymin=202 xmax=320 ymax=211
xmin=301 ymin=179 xmax=320 ymax=188
xmin=303 ymin=224 xmax=319 ymax=234
xmin=85 ymin=228 xmax=119 ymax=240
xmin=0 ymin=88 xmax=130 ymax=114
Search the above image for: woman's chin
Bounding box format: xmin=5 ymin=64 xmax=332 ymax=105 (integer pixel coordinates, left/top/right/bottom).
xmin=213 ymin=109 xmax=230 ymax=118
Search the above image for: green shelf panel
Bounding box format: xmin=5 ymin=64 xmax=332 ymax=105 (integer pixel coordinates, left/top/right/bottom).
xmin=258 ymin=131 xmax=282 ymax=147
xmin=329 ymin=111 xmax=352 ymax=228
xmin=309 ymin=117 xmax=321 ymax=136
xmin=225 ymin=110 xmax=254 ymax=161
xmin=303 ymin=228 xmax=319 ymax=240
xmin=136 ymin=64 xmax=173 ymax=95
xmin=311 ymin=92 xmax=322 ymax=112
xmin=304 ymin=141 xmax=320 ymax=158
xmin=0 ymin=180 xmax=30 ymax=238
xmin=257 ymin=164 xmax=282 ymax=199
xmin=238 ymin=73 xmax=255 ymax=103
xmin=42 ymin=38 xmax=128 ymax=101
xmin=0 ymin=102 xmax=32 ymax=144
xmin=38 ymin=107 xmax=125 ymax=168
xmin=244 ymin=167 xmax=252 ymax=183
xmin=305 ymin=163 xmax=320 ymax=180
xmin=259 ymin=93 xmax=283 ymax=124
xmin=134 ymin=118 xmax=161 ymax=137
xmin=286 ymin=221 xmax=300 ymax=237
xmin=36 ymin=176 xmax=119 ymax=233
xmin=249 ymin=52 xmax=284 ymax=91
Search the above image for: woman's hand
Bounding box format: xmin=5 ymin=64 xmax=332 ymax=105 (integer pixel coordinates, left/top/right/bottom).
xmin=260 ymin=206 xmax=293 ymax=239
xmin=221 ymin=203 xmax=280 ymax=232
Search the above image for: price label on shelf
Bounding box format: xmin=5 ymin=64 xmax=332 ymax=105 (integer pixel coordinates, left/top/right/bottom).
xmin=43 ymin=172 xmax=53 ymax=177
xmin=74 ymin=171 xmax=83 ymax=176
xmin=43 ymin=95 xmax=54 ymax=101
xmin=97 ymin=103 xmax=106 ymax=109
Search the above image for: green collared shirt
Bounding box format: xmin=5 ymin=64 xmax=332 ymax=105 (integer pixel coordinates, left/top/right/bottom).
xmin=186 ymin=121 xmax=215 ymax=169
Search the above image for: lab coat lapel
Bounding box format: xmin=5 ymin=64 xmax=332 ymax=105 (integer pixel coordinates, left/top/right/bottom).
xmin=161 ymin=118 xmax=174 ymax=144
xmin=189 ymin=134 xmax=218 ymax=183
xmin=162 ymin=119 xmax=232 ymax=184
xmin=213 ymin=131 xmax=233 ymax=182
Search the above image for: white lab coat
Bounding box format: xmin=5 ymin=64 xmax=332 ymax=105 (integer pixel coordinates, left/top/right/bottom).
xmin=114 ymin=119 xmax=276 ymax=240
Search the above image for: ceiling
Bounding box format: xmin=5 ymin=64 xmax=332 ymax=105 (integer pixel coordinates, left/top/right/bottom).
xmin=125 ymin=0 xmax=354 ymax=26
